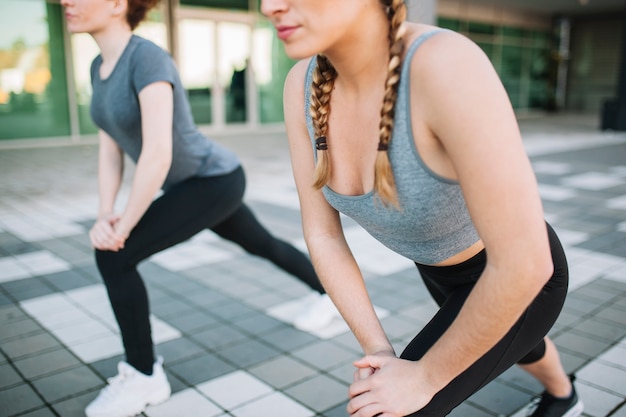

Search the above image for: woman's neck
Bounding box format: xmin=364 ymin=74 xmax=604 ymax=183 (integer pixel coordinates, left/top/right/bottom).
xmin=325 ymin=15 xmax=391 ymax=95
xmin=92 ymin=24 xmax=133 ymax=65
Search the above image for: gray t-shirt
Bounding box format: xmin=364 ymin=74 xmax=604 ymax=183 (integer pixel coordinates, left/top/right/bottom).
xmin=304 ymin=30 xmax=480 ymax=265
xmin=90 ymin=35 xmax=240 ymax=191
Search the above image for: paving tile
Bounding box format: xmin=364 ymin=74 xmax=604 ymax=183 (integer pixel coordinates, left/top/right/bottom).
xmin=40 ymin=269 xmax=95 ymax=292
xmin=452 ymin=403 xmax=499 ymax=417
xmin=320 ymin=401 xmax=350 ymax=417
xmin=231 ymin=311 xmax=285 ymax=336
xmin=466 ymin=379 xmax=530 ymax=416
xmin=612 ymin=403 xmax=626 ymax=417
xmin=230 ymin=391 xmax=314 ymax=417
xmin=326 ymin=361 xmax=358 ymax=385
xmin=327 ymin=331 xmax=362 ymax=354
xmin=151 ymin=297 xmax=197 ymax=319
xmin=495 ymin=366 xmax=543 ymax=394
xmin=13 ymin=408 xmax=58 ymax=417
xmin=0 ymin=318 xmax=43 ymax=343
xmin=0 ymin=292 xmax=14 ymax=307
xmin=554 ymin=349 xmax=590 ymax=376
xmin=554 ymin=329 xmax=615 ymax=359
xmin=145 ymin=388 xmax=223 ymax=417
xmin=86 ymin=354 xmax=124 ymax=380
xmin=237 ymin=290 xmax=286 ymax=310
xmin=216 ymin=338 xmax=282 ymax=369
xmin=0 ymin=304 xmax=27 ymax=324
xmin=571 ymin=317 xmax=626 ymax=342
xmin=15 ymin=251 xmax=72 ymax=277
xmin=53 ymin=320 xmax=113 ymax=345
xmin=578 ymin=360 xmax=626 ymax=396
xmin=0 ymin=362 xmax=23 ymax=389
xmin=594 ymin=305 xmax=626 ymax=327
xmin=576 ymin=381 xmax=623 ymax=417
xmin=154 ymin=338 xmax=207 ymax=364
xmin=70 ymin=333 xmax=124 ymax=363
xmin=191 ymin=323 xmax=249 ymax=350
xmin=14 ymin=348 xmax=81 ymax=379
xmin=248 ymin=356 xmax=317 ymax=389
xmin=168 ymin=353 xmax=236 ymax=386
xmin=283 ymin=373 xmax=348 ymax=413
xmin=291 ymin=341 xmax=357 ymax=371
xmin=380 ymin=314 xmax=422 ymax=341
xmin=1 ymin=277 xmax=57 ymax=302
xmin=596 ymin=342 xmax=626 ymax=369
xmin=594 ymin=277 xmax=626 ymax=293
xmin=258 ymin=326 xmax=317 ymax=352
xmin=49 ymin=390 xmax=97 ymax=417
xmin=0 ymin=383 xmax=45 ymax=416
xmin=209 ymin=300 xmax=260 ymax=322
xmin=164 ymin=369 xmax=190 ymax=394
xmin=575 ymin=281 xmax=625 ymax=304
xmin=36 ymin=237 xmax=93 ymax=266
xmin=150 ymin=240 xmax=235 ymax=271
xmin=562 ymin=293 xmax=604 ymax=316
xmin=30 ymin=365 xmax=103 ymax=403
xmin=197 ymin=370 xmax=273 ymax=409
xmin=0 ymin=233 xmax=39 ymax=257
xmin=562 ymin=172 xmax=625 ymax=190
xmin=1 ymin=331 xmax=60 ymax=359
xmin=0 ymin=257 xmax=31 ymax=282
xmin=538 ymin=184 xmax=578 ymax=201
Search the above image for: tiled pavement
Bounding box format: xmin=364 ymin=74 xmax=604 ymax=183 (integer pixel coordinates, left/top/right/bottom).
xmin=0 ymin=114 xmax=625 ymax=417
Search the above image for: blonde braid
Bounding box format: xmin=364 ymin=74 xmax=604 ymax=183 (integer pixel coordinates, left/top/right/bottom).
xmin=309 ymin=0 xmax=407 ymax=206
xmin=374 ymin=0 xmax=407 ymax=207
xmin=310 ymin=54 xmax=337 ymax=189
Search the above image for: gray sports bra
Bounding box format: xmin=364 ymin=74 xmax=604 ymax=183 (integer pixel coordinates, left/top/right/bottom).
xmin=304 ymin=29 xmax=480 ymax=265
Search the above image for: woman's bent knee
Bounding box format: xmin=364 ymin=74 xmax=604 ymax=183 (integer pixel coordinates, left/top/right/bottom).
xmin=95 ymin=249 xmax=133 ymax=282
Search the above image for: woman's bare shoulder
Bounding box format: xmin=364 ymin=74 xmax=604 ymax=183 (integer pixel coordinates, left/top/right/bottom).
xmin=284 ymin=57 xmax=315 ymax=95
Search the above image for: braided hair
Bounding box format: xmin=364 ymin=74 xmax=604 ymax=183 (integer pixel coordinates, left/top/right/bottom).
xmin=309 ymin=0 xmax=407 ymax=207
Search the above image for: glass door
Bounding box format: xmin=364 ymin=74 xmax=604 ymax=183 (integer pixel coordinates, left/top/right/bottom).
xmin=177 ymin=9 xmax=254 ymax=128
xmin=219 ymin=21 xmax=251 ymax=124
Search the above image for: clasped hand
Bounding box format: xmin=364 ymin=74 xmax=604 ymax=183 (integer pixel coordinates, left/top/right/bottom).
xmin=347 ymin=353 xmax=436 ymax=417
xmin=89 ymin=213 xmax=127 ymax=251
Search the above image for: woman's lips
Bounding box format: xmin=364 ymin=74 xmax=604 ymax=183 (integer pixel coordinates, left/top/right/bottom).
xmin=276 ymin=25 xmax=298 ymax=41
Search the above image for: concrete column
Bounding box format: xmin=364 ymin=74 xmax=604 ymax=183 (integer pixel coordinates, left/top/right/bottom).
xmin=601 ymin=10 xmax=626 ymax=130
xmin=615 ymin=11 xmax=626 ymax=130
xmin=406 ymin=0 xmax=437 ymax=25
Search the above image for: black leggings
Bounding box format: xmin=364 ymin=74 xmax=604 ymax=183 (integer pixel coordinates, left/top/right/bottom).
xmin=95 ymin=166 xmax=323 ymax=374
xmin=403 ymin=223 xmax=568 ymax=416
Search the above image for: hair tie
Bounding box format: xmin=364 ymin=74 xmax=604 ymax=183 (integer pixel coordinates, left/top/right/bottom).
xmin=377 ymin=141 xmax=389 ymax=151
xmin=315 ymin=136 xmax=328 ymax=151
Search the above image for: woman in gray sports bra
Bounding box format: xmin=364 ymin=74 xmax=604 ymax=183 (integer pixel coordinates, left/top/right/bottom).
xmin=263 ymin=1 xmax=583 ymax=416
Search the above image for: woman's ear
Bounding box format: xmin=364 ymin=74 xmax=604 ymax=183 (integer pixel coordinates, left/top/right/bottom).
xmin=110 ymin=0 xmax=128 ymax=18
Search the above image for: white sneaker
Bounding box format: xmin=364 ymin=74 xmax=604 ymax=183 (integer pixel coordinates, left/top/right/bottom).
xmin=85 ymin=357 xmax=171 ymax=417
xmin=293 ymin=293 xmax=341 ymax=331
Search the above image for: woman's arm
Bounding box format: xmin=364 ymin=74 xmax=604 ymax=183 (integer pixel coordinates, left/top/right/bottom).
xmin=111 ymin=81 xmax=174 ymax=246
xmin=89 ymin=129 xmax=125 ymax=250
xmin=348 ymin=31 xmax=554 ymax=416
xmin=284 ymin=60 xmax=394 ymax=357
xmin=413 ymin=29 xmax=553 ymax=393
xmin=97 ymin=129 xmax=124 ymax=218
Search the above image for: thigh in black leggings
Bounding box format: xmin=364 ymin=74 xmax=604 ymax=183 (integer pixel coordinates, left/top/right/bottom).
xmin=210 ymin=204 xmax=324 ymax=293
xmin=95 ymin=167 xmax=245 ymax=374
xmin=402 ymin=223 xmax=569 ymax=417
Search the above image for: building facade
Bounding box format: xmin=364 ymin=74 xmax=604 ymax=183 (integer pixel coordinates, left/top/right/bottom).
xmin=0 ymin=0 xmax=623 ymax=143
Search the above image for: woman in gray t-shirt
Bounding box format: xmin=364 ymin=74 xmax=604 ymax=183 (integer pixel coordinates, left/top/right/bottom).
xmin=61 ymin=1 xmax=338 ymax=416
